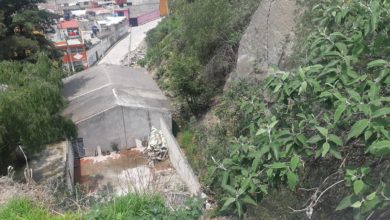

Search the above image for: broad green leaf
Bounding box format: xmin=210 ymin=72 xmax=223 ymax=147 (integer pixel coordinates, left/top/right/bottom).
xmin=334 ymin=102 xmax=346 ymax=122
xmin=259 ymin=185 xmax=268 ymax=194
xmin=333 ymin=92 xmax=346 ymax=101
xmin=330 ymin=149 xmax=343 ymax=159
xmin=367 ymin=140 xmax=390 ymax=155
xmin=336 ymin=194 xmax=353 ymax=210
xmin=364 ymin=130 xmax=373 ymax=141
xmin=353 ymin=180 xmax=364 ymax=194
xmin=367 ymin=59 xmax=387 ymax=68
xmin=366 ymin=192 xmax=376 ymax=201
xmin=361 ymin=197 xmax=380 ymax=214
xmin=236 ymin=201 xmax=243 ymax=217
xmin=329 ymin=32 xmax=347 ymax=39
xmin=274 ymin=84 xmax=282 ymax=93
xmin=256 ymin=128 xmax=267 ymax=136
xmin=329 ymin=134 xmax=343 ymax=146
xmin=269 ymin=120 xmax=278 ymax=129
xmin=269 ymin=162 xmax=287 ymax=169
xmin=221 ymin=197 xmax=236 ymax=211
xmin=316 ymin=126 xmax=328 ymax=137
xmin=290 ymin=155 xmax=300 ymax=172
xmin=347 ymin=89 xmax=361 ymax=102
xmin=251 ymin=156 xmax=261 ymax=172
xmin=322 ymin=142 xmax=330 ymax=157
xmin=271 ymin=143 xmax=280 ymax=160
xmin=357 ymin=104 xmax=371 ymax=116
xmin=287 ymin=171 xmax=298 ymax=190
xmin=372 ymin=107 xmax=390 ymax=118
xmin=296 ymin=134 xmax=309 ymax=147
xmin=351 ymin=201 xmax=362 ymax=208
xmin=335 ymin=42 xmax=348 ymax=55
xmin=368 ymin=83 xmax=380 ymax=100
xmin=348 ymin=119 xmax=369 ymax=140
xmin=266 ymin=169 xmax=273 ymax=177
xmin=319 ymin=91 xmax=332 ymax=98
xmin=307 ymin=135 xmax=322 ymax=144
xmin=298 ymin=81 xmax=308 ymax=95
xmin=242 ymin=195 xmax=257 ymax=206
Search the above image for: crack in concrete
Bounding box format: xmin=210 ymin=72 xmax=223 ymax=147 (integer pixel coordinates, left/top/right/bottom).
xmin=266 ymin=0 xmax=275 ymax=67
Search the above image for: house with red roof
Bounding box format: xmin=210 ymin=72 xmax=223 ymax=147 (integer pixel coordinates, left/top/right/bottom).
xmin=58 ymin=19 xmax=80 ymax=39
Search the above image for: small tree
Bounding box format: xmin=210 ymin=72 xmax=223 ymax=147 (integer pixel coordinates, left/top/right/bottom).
xmin=169 ymin=56 xmax=211 ymax=116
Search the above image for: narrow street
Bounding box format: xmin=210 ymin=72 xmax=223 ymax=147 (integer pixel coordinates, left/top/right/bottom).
xmin=98 ymin=18 xmax=162 ymax=65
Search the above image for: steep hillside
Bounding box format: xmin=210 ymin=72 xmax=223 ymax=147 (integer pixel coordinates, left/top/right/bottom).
xmin=144 ymin=0 xmax=390 ymax=219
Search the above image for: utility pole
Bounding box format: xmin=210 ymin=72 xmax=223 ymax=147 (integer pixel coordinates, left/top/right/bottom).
xmin=128 ymin=26 xmax=132 ymax=66
xmin=65 ymin=36 xmax=75 ymax=73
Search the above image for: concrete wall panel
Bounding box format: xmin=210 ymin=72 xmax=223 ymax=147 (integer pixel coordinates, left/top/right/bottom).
xmin=77 ymin=107 xmax=126 ymax=155
xmin=160 ymin=118 xmax=201 ymax=195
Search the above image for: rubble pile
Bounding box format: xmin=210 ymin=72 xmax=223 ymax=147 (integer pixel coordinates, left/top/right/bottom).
xmin=146 ymin=127 xmax=169 ymax=164
xmin=129 ymin=49 xmax=146 ymax=66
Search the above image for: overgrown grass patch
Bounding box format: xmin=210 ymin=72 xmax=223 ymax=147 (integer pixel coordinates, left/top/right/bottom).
xmin=0 ymin=198 xmax=79 ymax=220
xmin=85 ymin=193 xmax=202 ymax=220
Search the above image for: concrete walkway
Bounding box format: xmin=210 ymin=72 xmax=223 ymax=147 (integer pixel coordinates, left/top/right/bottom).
xmin=98 ymin=18 xmax=162 ymax=65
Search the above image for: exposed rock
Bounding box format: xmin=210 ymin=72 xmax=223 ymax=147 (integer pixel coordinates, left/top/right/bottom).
xmin=229 ymin=0 xmax=299 ymax=81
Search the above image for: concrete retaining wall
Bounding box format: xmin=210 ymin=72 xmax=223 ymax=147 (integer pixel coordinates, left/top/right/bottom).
xmin=86 ymin=23 xmax=128 ymax=67
xmin=86 ymin=38 xmax=111 ymax=66
xmin=160 ymin=118 xmax=201 ymax=195
xmin=137 ymin=10 xmax=160 ymax=26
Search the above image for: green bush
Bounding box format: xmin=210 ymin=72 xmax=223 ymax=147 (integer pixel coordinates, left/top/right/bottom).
xmin=144 ymin=0 xmax=261 ymax=117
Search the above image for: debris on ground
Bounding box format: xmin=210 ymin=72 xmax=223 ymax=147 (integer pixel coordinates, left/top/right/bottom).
xmin=0 ymin=174 xmax=55 ymax=206
xmin=146 ymin=127 xmax=169 ymax=164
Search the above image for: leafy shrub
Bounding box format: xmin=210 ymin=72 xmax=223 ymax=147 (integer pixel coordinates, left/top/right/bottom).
xmin=212 ymin=0 xmax=390 ymax=218
xmin=144 ymin=0 xmax=261 ymax=117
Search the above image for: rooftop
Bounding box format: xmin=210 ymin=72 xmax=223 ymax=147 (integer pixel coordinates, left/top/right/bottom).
xmin=97 ymin=16 xmax=126 ymax=26
xmin=86 ymin=7 xmax=112 ymax=14
xmin=58 ymin=19 xmax=79 ymax=29
xmin=54 ymin=39 xmax=83 ymax=47
xmin=62 ymin=65 xmax=171 ymax=123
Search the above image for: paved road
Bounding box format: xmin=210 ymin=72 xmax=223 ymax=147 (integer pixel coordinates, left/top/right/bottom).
xmin=98 ymin=18 xmax=162 ymax=65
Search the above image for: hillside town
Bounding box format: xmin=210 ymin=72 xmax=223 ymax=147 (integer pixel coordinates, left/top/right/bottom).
xmin=39 ymin=0 xmax=168 ymax=72
xmin=0 ymin=0 xmax=389 ymax=219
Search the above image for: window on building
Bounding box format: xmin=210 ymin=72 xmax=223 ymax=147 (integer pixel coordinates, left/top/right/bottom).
xmin=70 ymin=48 xmax=84 ymax=53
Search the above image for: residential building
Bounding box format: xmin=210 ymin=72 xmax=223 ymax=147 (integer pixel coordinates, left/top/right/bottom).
xmin=62 ymin=65 xmax=172 ymax=157
xmin=55 ymin=39 xmax=88 ymax=72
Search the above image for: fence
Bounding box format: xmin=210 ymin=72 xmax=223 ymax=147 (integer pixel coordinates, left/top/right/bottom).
xmin=65 ymin=140 xmax=75 ymax=191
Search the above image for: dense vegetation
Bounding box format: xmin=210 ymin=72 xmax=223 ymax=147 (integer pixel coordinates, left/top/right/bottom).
xmin=0 ymin=0 xmax=59 ymax=60
xmin=146 ymin=0 xmax=390 ymax=219
xmin=143 ymin=0 xmax=261 ymax=117
xmin=0 ymin=194 xmax=202 ymax=220
xmin=0 ymin=0 xmax=75 ymax=173
xmin=215 ymin=0 xmax=389 ymax=219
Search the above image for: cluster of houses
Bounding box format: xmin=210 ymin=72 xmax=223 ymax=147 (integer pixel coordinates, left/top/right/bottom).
xmin=39 ymin=0 xmax=169 ymax=72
